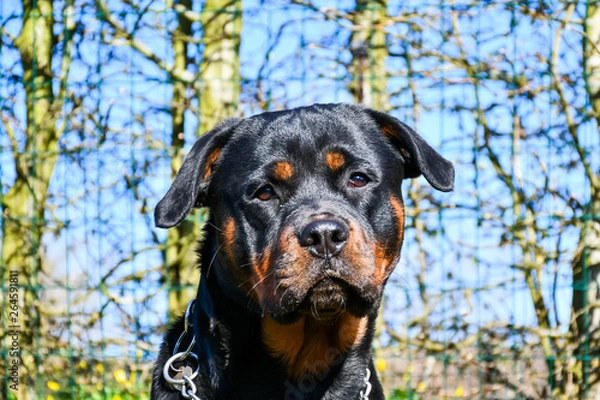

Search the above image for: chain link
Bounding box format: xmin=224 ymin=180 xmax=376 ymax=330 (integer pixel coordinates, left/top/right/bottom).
xmin=359 ymin=367 xmax=372 ymax=400
xmin=181 ymin=375 xmax=201 ymax=399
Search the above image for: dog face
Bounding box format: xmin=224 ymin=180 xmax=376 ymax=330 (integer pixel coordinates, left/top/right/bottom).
xmin=155 ymin=104 xmax=454 ymax=324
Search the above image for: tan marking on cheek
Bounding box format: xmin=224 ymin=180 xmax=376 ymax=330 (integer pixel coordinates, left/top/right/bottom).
xmin=222 ymin=218 xmax=236 ymax=262
xmin=325 ymin=152 xmax=345 ymax=170
xmin=390 ymin=195 xmax=405 ymax=245
xmin=374 ymin=245 xmax=388 ymax=268
xmin=342 ymin=221 xmax=392 ymax=286
xmin=274 ymin=161 xmax=294 ymax=180
xmin=342 ymin=222 xmax=388 ymax=289
xmin=248 ymin=247 xmax=273 ymax=306
xmin=203 ymin=147 xmax=222 ymax=180
xmin=219 ymin=218 xmax=260 ymax=300
xmin=255 ymin=227 xmax=314 ymax=315
xmin=278 ymin=227 xmax=312 ymax=275
xmin=370 ymin=242 xmax=389 ymax=285
xmin=343 ymin=223 xmax=370 ymax=269
xmin=372 ymin=195 xmax=406 ymax=283
xmin=251 ymin=247 xmax=271 ymax=289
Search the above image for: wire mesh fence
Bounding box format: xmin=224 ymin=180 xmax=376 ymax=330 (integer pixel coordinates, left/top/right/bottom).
xmin=1 ymin=0 xmax=599 ymax=399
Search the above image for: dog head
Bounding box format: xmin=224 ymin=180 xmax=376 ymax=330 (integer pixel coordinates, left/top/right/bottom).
xmin=155 ymin=104 xmax=454 ymax=323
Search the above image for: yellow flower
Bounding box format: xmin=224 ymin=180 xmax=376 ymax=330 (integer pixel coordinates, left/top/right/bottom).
xmin=47 ymin=396 xmax=55 ymax=400
xmin=96 ymin=364 xmax=105 ymax=374
xmin=47 ymin=381 xmax=60 ymax=391
xmin=78 ymin=360 xmax=87 ymax=369
xmin=114 ymin=369 xmax=128 ymax=385
xmin=112 ymin=395 xmax=123 ymax=400
xmin=455 ymin=386 xmax=464 ymax=397
xmin=375 ymin=358 xmax=387 ymax=372
xmin=129 ymin=370 xmax=137 ymax=384
xmin=416 ymin=381 xmax=427 ymax=393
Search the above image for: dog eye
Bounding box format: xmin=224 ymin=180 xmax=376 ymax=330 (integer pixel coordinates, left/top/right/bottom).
xmin=255 ymin=185 xmax=275 ymax=201
xmin=348 ymin=173 xmax=370 ymax=188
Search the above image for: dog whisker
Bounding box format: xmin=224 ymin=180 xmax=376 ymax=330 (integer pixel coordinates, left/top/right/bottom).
xmin=246 ymin=270 xmax=277 ymax=294
xmin=205 ymin=221 xmax=223 ymax=233
xmin=205 ymin=242 xmax=225 ymax=278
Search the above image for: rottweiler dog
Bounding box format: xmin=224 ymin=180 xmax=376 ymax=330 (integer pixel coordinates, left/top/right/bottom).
xmin=151 ymin=103 xmax=454 ymax=399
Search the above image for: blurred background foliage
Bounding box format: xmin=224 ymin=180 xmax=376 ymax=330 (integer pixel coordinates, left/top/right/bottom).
xmin=1 ymin=0 xmax=599 ymax=398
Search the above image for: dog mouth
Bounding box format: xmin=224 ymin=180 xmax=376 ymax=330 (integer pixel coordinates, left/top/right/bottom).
xmin=295 ymin=276 xmax=377 ymax=322
xmin=263 ymin=255 xmax=383 ymax=324
xmin=299 ymin=277 xmax=349 ymax=319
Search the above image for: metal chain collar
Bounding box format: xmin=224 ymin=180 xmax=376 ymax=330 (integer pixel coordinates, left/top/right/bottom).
xmin=160 ymin=299 xmax=371 ymax=400
xmin=162 ymin=299 xmax=201 ymax=399
xmin=359 ymin=367 xmax=372 ymax=399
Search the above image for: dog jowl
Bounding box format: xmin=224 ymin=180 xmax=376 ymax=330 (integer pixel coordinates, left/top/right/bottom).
xmin=152 ymin=103 xmax=454 ymax=400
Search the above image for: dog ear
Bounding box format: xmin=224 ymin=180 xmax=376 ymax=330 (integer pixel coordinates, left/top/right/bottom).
xmin=365 ymin=108 xmax=454 ymax=192
xmin=155 ymin=118 xmax=241 ymax=228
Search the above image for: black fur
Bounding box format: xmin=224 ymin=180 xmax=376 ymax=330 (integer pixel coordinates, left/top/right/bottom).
xmin=152 ymin=104 xmax=454 ymax=399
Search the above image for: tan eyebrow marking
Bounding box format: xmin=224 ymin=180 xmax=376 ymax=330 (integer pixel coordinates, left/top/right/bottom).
xmin=273 ymin=161 xmax=294 ymax=180
xmin=325 ymin=152 xmax=345 ymax=170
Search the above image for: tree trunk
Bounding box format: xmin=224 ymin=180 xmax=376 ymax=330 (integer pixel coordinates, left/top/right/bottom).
xmin=1 ymin=0 xmax=60 ymax=398
xmin=569 ymin=2 xmax=600 ymax=397
xmin=585 ymin=1 xmax=600 ymax=124
xmin=166 ymin=0 xmax=198 ymax=318
xmin=199 ymin=0 xmax=242 ymax=135
xmin=349 ymin=0 xmax=388 ymax=110
xmin=164 ymin=0 xmax=242 ymax=316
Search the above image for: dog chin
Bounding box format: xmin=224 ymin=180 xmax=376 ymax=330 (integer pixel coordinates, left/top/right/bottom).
xmin=266 ymin=278 xmax=377 ymax=324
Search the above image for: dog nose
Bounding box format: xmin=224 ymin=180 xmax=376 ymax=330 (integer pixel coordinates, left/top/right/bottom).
xmin=299 ymin=219 xmax=349 ymax=258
